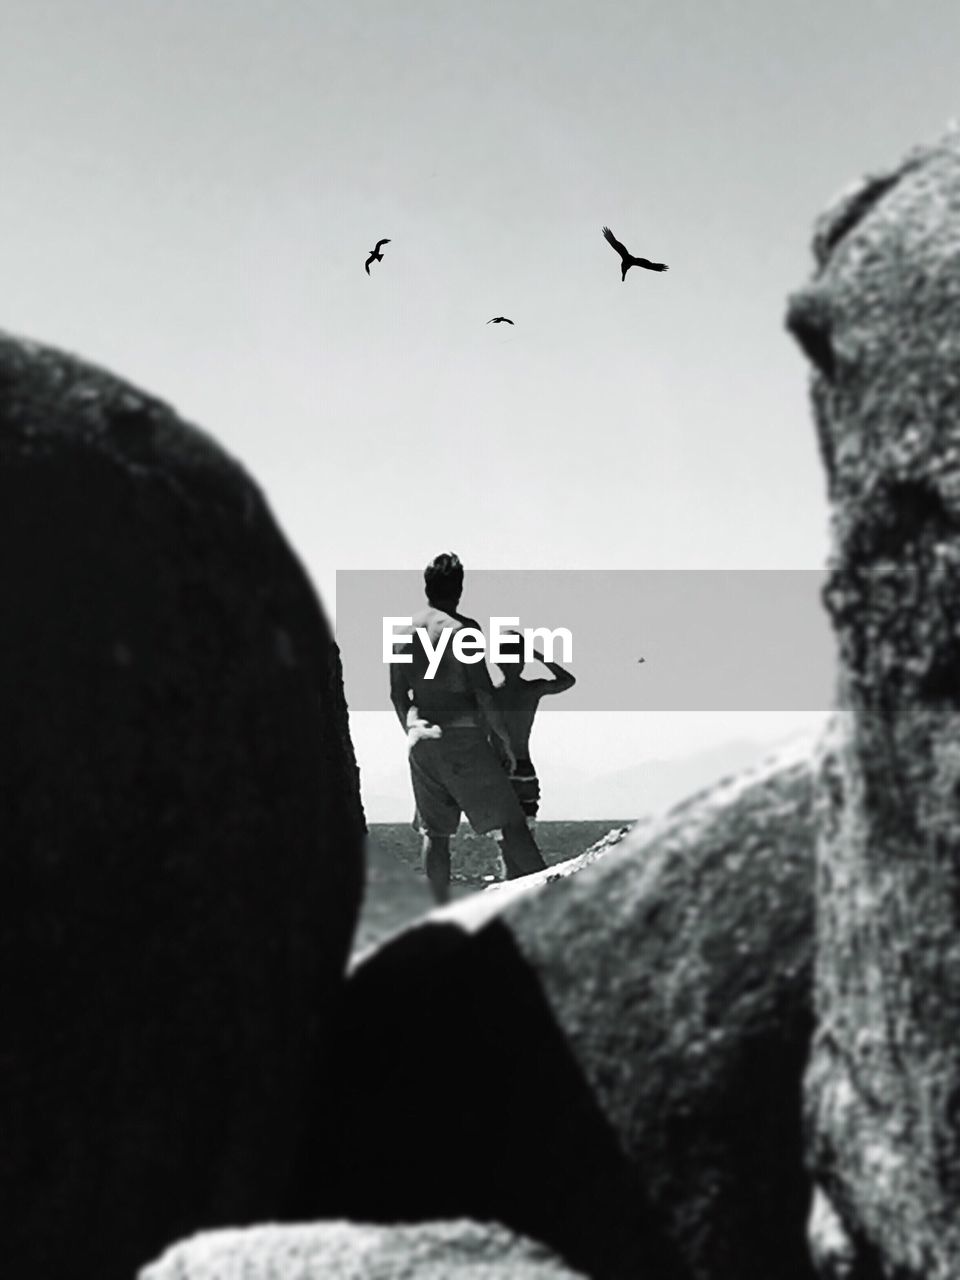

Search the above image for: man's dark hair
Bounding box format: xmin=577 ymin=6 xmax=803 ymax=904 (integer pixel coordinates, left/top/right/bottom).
xmin=424 ymin=552 xmax=464 ymax=605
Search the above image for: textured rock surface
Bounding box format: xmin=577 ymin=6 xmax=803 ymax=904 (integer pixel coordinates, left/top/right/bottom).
xmin=140 ymin=1219 xmax=585 ymax=1279
xmin=309 ymin=749 xmax=817 ymax=1280
xmin=0 ymin=334 xmax=365 ymax=1279
xmin=351 ymin=823 xmax=631 ymax=965
xmin=787 ymin=129 xmax=960 ymax=1278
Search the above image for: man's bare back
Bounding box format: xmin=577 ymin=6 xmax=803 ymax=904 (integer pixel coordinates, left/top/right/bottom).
xmin=396 ymin=606 xmax=486 ymax=729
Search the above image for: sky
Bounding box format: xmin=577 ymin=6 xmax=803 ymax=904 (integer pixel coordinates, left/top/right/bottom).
xmin=3 ymin=0 xmax=958 ymax=817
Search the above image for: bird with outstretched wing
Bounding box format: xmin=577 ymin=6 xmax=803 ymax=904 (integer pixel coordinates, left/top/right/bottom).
xmin=364 ymin=238 xmax=391 ymax=274
xmin=487 ymin=316 xmax=514 ymax=325
xmin=602 ymin=226 xmax=668 ymax=281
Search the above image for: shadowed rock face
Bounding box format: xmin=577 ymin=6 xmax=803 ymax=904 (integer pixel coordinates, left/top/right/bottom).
xmin=140 ymin=1220 xmax=586 ymax=1280
xmin=788 ymin=132 xmax=960 ymax=1278
xmin=308 ymin=752 xmax=818 ymax=1280
xmin=0 ymin=334 xmax=365 ymax=1280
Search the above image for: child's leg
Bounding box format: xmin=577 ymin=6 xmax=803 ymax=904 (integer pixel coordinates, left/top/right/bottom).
xmin=497 ymin=818 xmax=546 ymax=878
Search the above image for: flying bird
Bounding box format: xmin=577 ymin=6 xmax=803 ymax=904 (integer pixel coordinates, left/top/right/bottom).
xmin=487 ymin=316 xmax=514 ymax=325
xmin=364 ymin=238 xmax=391 ymax=274
xmin=602 ymin=226 xmax=668 ymax=281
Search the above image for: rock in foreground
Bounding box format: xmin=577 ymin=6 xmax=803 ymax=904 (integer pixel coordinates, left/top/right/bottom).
xmin=141 ymin=1220 xmax=585 ymax=1280
xmin=789 ymin=128 xmax=960 ymax=1278
xmin=0 ymin=334 xmax=365 ymax=1279
xmin=309 ymin=749 xmax=818 ymax=1280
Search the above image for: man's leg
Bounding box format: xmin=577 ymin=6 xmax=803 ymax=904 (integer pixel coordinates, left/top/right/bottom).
xmin=422 ymin=833 xmax=452 ymax=904
xmin=497 ymin=817 xmax=546 ymax=879
xmin=409 ymin=738 xmax=460 ymax=904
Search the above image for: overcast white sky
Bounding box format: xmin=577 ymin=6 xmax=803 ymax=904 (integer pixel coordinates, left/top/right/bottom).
xmin=3 ymin=1 xmax=958 ymax=817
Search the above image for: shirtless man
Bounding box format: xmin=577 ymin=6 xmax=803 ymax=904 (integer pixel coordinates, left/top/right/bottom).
xmin=389 ymin=553 xmax=546 ymax=903
xmin=492 ymin=630 xmax=576 ymax=830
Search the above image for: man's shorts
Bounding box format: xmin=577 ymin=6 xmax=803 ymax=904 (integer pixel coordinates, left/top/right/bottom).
xmin=409 ymin=728 xmax=527 ymax=839
xmin=509 ymin=757 xmax=540 ymax=823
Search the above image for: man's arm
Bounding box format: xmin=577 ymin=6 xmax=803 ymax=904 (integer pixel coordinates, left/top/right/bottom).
xmin=389 ymin=661 xmax=415 ymax=732
xmin=390 ymin=662 xmax=442 ymax=745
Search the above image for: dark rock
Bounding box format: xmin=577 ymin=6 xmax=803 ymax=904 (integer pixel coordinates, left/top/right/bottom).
xmin=0 ymin=333 xmax=365 ymax=1279
xmin=788 ymin=127 xmax=960 ymax=1279
xmin=140 ymin=1219 xmax=586 ymax=1279
xmin=308 ymin=750 xmax=817 ymax=1280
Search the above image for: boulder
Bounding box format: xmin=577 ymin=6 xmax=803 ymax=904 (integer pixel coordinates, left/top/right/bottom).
xmin=788 ymin=128 xmax=960 ymax=1278
xmin=0 ymin=333 xmax=365 ymax=1279
xmin=140 ymin=1219 xmax=585 ymax=1279
xmin=308 ymin=748 xmax=818 ymax=1280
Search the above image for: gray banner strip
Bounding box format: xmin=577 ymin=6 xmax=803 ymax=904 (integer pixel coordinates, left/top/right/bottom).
xmin=336 ymin=569 xmax=835 ymax=711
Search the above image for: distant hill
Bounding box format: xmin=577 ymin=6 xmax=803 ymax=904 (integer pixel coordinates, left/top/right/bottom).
xmin=358 ymin=730 xmax=823 ymax=825
xmin=565 ymin=739 xmax=786 ymax=820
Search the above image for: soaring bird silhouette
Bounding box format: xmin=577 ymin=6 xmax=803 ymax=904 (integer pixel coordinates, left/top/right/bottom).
xmin=364 ymin=238 xmax=391 ymax=274
xmin=602 ymin=226 xmax=668 ymax=281
xmin=487 ymin=316 xmax=514 ymax=325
